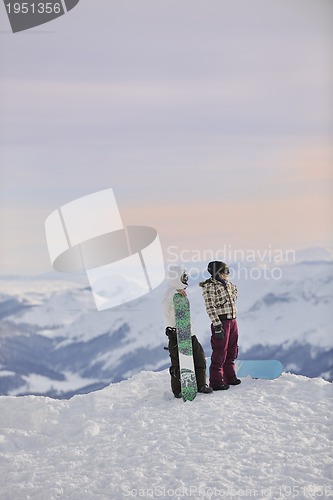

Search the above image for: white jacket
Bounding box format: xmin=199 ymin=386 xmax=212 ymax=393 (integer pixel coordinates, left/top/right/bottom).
xmin=162 ymin=265 xmax=194 ymax=336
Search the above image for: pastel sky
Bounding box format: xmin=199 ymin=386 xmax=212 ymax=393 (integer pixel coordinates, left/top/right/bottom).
xmin=0 ymin=0 xmax=332 ymax=275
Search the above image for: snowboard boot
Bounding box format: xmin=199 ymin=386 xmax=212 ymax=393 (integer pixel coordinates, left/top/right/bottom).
xmin=229 ymin=378 xmax=241 ymax=386
xmin=211 ymin=384 xmax=230 ymax=391
xmin=199 ymin=385 xmax=213 ymax=394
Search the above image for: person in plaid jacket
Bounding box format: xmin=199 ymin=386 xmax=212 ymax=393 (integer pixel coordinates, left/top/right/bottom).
xmin=199 ymin=261 xmax=241 ymax=390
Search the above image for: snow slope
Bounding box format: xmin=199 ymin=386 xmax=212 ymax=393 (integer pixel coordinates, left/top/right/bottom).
xmin=0 ymin=371 xmax=332 ymax=499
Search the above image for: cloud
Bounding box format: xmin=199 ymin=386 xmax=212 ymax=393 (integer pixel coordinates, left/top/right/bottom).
xmin=0 ymin=0 xmax=332 ymax=274
xmin=121 ymin=191 xmax=333 ymax=254
xmin=0 ymin=207 xmax=51 ymax=274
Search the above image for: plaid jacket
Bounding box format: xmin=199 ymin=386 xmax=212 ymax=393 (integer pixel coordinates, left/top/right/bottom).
xmin=199 ymin=278 xmax=237 ymax=326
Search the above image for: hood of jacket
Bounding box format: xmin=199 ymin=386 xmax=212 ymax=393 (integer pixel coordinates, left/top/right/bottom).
xmin=199 ymin=277 xmax=229 ymax=288
xmin=199 ymin=277 xmax=214 ymax=288
xmin=166 ymin=265 xmax=188 ymax=290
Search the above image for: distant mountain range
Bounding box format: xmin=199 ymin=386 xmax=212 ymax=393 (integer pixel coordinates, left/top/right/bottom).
xmin=0 ymin=247 xmax=332 ymax=397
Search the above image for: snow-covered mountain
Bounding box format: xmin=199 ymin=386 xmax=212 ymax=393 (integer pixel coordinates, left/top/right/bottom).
xmin=0 ymin=250 xmax=332 ymax=397
xmin=0 ymin=371 xmax=332 ymax=499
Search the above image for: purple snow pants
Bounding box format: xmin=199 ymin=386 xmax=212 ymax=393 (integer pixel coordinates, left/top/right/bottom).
xmin=209 ymin=319 xmax=239 ymax=387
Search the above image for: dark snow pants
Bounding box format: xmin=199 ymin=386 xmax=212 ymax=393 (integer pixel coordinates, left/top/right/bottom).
xmin=167 ymin=330 xmax=207 ymax=396
xmin=209 ymin=319 xmax=239 ymax=387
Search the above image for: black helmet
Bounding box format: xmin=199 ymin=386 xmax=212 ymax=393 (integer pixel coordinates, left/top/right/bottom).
xmin=207 ymin=261 xmax=229 ymax=278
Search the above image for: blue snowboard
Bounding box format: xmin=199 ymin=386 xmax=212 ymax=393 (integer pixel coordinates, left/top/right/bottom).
xmin=206 ymin=358 xmax=283 ymax=380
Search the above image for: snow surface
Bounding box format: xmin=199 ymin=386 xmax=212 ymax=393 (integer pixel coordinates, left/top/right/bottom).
xmin=0 ymin=370 xmax=332 ymax=500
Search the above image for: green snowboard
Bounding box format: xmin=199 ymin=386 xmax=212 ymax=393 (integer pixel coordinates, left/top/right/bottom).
xmin=173 ymin=293 xmax=197 ymax=402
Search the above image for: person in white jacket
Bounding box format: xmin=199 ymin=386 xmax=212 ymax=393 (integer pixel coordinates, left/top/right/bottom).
xmin=162 ymin=265 xmax=213 ymax=398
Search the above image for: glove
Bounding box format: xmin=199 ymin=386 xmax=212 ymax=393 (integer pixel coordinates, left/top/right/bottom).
xmin=165 ymin=327 xmax=177 ymax=337
xmin=214 ymin=323 xmax=225 ymax=339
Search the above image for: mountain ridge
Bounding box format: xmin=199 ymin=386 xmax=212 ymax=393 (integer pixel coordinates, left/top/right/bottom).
xmin=0 ymin=254 xmax=332 ymax=397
